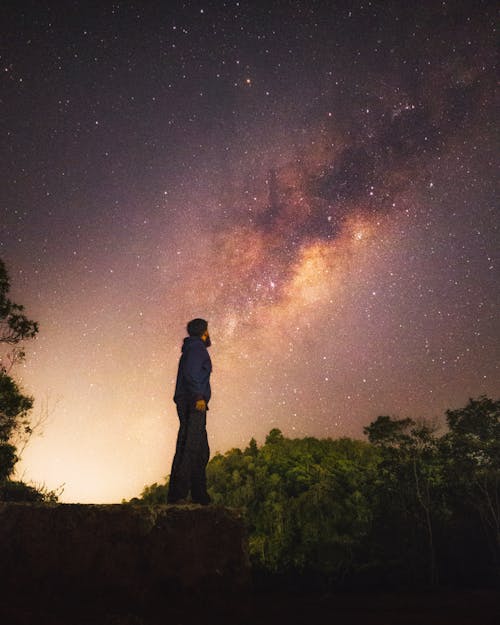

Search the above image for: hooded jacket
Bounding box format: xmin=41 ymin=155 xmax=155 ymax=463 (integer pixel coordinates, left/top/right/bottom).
xmin=173 ymin=336 xmax=212 ymax=406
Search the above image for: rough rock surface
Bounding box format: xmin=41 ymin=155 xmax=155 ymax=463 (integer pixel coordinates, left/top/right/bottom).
xmin=0 ymin=502 xmax=250 ymax=604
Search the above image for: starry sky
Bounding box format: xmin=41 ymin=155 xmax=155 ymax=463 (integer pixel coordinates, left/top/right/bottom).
xmin=1 ymin=1 xmax=498 ymax=503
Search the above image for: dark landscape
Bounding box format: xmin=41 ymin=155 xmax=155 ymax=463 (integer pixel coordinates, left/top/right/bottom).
xmin=1 ymin=574 xmax=499 ymax=625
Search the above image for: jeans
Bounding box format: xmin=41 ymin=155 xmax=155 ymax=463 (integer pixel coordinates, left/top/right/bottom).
xmin=167 ymin=403 xmax=210 ymax=504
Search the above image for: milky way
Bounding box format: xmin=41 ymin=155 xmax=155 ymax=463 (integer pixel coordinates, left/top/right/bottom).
xmin=1 ymin=2 xmax=498 ymax=502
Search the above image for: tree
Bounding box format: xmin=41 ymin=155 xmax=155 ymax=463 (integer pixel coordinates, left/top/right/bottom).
xmin=0 ymin=259 xmax=38 ymax=485
xmin=441 ymin=397 xmax=500 ymax=570
xmin=364 ymin=415 xmax=443 ymax=585
xmin=0 ymin=259 xmax=38 ymax=346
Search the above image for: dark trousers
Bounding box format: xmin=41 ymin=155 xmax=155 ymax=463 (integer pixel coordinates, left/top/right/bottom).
xmin=167 ymin=403 xmax=210 ymax=503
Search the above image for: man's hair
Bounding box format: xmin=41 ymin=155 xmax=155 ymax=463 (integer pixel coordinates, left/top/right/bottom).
xmin=187 ymin=318 xmax=208 ymax=337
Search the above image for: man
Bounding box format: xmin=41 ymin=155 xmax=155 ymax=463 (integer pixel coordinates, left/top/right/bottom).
xmin=167 ymin=318 xmax=212 ymax=505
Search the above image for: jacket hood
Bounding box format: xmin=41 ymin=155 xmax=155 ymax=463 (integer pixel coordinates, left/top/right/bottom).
xmin=181 ymin=336 xmax=205 ymax=353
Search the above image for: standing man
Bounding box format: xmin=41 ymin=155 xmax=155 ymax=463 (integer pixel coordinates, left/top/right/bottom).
xmin=167 ymin=318 xmax=212 ymax=505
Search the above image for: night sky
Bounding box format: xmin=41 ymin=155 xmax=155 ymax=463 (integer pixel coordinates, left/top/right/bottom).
xmin=1 ymin=1 xmax=498 ymax=503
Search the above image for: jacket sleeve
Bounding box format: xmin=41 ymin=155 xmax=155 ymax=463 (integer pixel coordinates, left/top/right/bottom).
xmin=181 ymin=344 xmax=207 ymax=401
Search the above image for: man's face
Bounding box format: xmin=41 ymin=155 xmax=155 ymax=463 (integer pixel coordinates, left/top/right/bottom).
xmin=201 ymin=328 xmax=211 ymax=347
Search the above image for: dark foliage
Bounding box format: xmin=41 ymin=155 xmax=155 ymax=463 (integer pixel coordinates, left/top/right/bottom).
xmin=0 ymin=259 xmax=54 ymax=502
xmin=136 ymin=397 xmax=499 ymax=589
xmin=0 ymin=480 xmax=60 ymax=502
xmin=0 ymin=259 xmax=38 ymax=346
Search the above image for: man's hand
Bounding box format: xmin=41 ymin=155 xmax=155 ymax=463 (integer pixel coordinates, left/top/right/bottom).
xmin=195 ymin=398 xmax=207 ymax=411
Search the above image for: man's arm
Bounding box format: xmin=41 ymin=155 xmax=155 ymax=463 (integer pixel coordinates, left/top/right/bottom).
xmin=182 ymin=345 xmax=208 ymax=408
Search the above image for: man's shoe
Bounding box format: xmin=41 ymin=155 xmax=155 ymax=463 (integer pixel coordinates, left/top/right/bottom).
xmin=192 ymin=495 xmax=211 ymax=506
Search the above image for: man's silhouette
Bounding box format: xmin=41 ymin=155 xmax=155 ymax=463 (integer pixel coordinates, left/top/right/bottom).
xmin=167 ymin=318 xmax=212 ymax=505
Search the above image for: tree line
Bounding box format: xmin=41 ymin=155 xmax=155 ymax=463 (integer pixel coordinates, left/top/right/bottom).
xmin=136 ymin=397 xmax=499 ymax=589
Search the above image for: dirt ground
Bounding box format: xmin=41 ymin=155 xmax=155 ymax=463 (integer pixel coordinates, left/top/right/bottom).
xmin=1 ymin=589 xmax=499 ymax=625
xmin=243 ymin=589 xmax=500 ymax=625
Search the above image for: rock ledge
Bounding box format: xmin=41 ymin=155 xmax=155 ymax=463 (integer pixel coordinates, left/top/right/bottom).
xmin=0 ymin=502 xmax=250 ymax=602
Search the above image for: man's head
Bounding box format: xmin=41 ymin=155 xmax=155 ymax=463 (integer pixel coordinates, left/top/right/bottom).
xmin=187 ymin=318 xmax=210 ymax=345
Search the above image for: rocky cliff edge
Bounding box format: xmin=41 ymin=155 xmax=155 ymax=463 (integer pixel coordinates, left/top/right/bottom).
xmin=0 ymin=502 xmax=250 ymax=604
